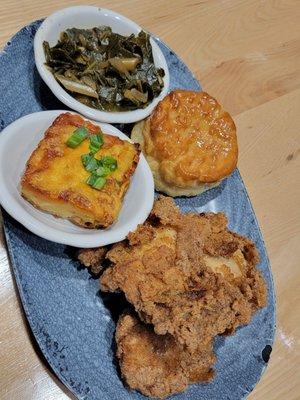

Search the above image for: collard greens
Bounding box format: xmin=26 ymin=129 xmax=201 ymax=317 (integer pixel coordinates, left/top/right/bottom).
xmin=43 ymin=26 xmax=165 ymax=111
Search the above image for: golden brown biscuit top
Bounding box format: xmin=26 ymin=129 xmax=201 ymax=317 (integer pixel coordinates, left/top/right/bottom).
xmin=144 ymin=90 xmax=238 ymax=183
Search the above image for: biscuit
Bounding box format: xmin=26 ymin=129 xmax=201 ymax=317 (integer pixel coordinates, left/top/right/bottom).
xmin=132 ymin=90 xmax=238 ymax=196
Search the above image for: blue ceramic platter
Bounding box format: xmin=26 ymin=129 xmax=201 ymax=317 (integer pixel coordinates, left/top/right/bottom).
xmin=0 ymin=20 xmax=275 ymax=400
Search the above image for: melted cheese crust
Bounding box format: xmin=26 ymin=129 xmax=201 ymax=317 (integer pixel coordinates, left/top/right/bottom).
xmin=21 ymin=113 xmax=140 ymax=228
xmin=132 ymin=90 xmax=237 ymax=196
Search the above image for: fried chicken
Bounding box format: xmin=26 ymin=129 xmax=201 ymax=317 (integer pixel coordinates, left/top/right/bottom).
xmin=78 ymin=196 xmax=267 ymax=398
xmin=116 ymin=313 xmax=215 ymax=399
xmin=78 ymin=247 xmax=107 ymax=275
xmin=101 ymin=196 xmax=267 ymax=351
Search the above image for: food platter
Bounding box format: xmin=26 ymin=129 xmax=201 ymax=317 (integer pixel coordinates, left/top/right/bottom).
xmin=0 ymin=18 xmax=275 ymax=400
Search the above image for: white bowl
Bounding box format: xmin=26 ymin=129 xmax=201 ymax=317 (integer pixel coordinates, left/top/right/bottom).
xmin=34 ymin=6 xmax=170 ymax=124
xmin=0 ymin=110 xmax=154 ymax=247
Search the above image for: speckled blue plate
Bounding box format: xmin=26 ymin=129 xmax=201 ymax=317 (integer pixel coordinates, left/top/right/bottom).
xmin=0 ymin=20 xmax=275 ymax=400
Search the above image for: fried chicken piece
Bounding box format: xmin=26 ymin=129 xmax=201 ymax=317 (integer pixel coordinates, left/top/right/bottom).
xmin=101 ymin=196 xmax=267 ymax=351
xmin=78 ymin=247 xmax=107 ymax=275
xmin=116 ymin=313 xmax=215 ymax=399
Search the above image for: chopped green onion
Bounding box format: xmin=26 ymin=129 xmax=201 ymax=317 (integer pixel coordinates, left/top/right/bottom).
xmin=66 ymin=126 xmax=88 ymax=148
xmin=86 ymin=157 xmax=99 ymax=172
xmin=81 ymin=153 xmax=98 ymax=172
xmin=89 ymin=134 xmax=104 ymax=154
xmin=81 ymin=153 xmax=93 ymax=167
xmin=100 ymin=155 xmax=118 ymax=171
xmin=95 ymin=165 xmax=111 ymax=177
xmin=86 ymin=174 xmax=106 ymax=190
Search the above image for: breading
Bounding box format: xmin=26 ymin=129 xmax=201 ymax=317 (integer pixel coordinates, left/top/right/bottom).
xmin=78 ymin=247 xmax=107 ymax=275
xmin=116 ymin=313 xmax=215 ymax=399
xmin=131 ymin=90 xmax=238 ymax=196
xmin=21 ymin=113 xmax=140 ymax=228
xmin=100 ymin=196 xmax=267 ymax=351
xmin=78 ymin=196 xmax=268 ymax=397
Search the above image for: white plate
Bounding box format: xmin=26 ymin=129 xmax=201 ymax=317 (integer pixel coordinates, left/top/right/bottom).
xmin=0 ymin=110 xmax=154 ymax=247
xmin=34 ymin=6 xmax=170 ymax=124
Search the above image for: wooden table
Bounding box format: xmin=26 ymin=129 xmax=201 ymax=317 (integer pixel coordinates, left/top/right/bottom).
xmin=0 ymin=1 xmax=299 ymax=399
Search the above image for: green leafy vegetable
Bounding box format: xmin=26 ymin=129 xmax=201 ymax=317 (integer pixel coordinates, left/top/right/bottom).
xmin=43 ymin=26 xmax=165 ymax=111
xmin=56 ymin=74 xmax=98 ymax=98
xmin=66 ymin=126 xmax=88 ymax=148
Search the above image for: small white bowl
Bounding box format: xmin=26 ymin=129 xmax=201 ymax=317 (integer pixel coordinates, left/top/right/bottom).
xmin=34 ymin=6 xmax=170 ymax=124
xmin=0 ymin=110 xmax=154 ymax=247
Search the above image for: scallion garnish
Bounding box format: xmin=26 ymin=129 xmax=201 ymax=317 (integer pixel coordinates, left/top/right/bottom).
xmin=99 ymin=155 xmax=118 ymax=171
xmin=86 ymin=174 xmax=106 ymax=190
xmin=66 ymin=126 xmax=88 ymax=148
xmin=68 ymin=129 xmax=117 ymax=191
xmin=81 ymin=153 xmax=92 ymax=166
xmin=81 ymin=153 xmax=99 ymax=172
xmin=85 ymin=157 xmax=99 ymax=172
xmin=95 ymin=165 xmax=111 ymax=177
xmin=89 ymin=134 xmax=104 ymax=154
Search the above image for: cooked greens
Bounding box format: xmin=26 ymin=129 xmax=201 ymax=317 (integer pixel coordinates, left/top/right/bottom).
xmin=43 ymin=26 xmax=165 ymax=111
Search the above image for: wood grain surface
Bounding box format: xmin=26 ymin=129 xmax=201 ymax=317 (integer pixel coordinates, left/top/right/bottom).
xmin=0 ymin=1 xmax=299 ymax=399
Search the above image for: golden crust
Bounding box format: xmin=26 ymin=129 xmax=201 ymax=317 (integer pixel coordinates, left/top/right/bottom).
xmin=79 ymin=196 xmax=267 ymax=397
xmin=101 ymin=196 xmax=267 ymax=352
xmin=131 ymin=90 xmax=238 ymax=196
xmin=116 ymin=313 xmax=215 ymax=399
xmin=21 ymin=113 xmax=140 ymax=228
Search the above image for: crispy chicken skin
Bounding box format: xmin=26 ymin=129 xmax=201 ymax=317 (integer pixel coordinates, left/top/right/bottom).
xmin=77 ymin=247 xmax=107 ymax=275
xmin=116 ymin=313 xmax=215 ymax=399
xmin=100 ymin=196 xmax=267 ymax=351
xmin=78 ymin=196 xmax=267 ymax=397
xmin=131 ymin=90 xmax=238 ymax=196
xmin=21 ymin=113 xmax=140 ymax=228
